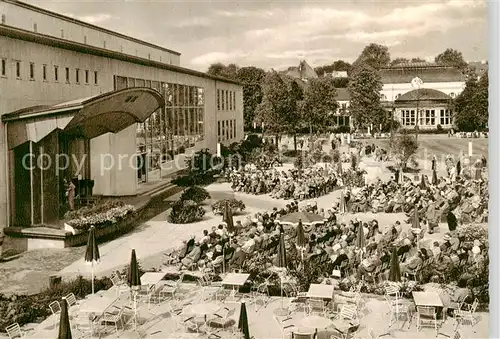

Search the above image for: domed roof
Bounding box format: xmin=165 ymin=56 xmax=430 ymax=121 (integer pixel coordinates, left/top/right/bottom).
xmin=395 ymin=88 xmax=452 ymax=102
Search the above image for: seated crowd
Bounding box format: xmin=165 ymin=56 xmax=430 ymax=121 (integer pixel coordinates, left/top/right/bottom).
xmin=226 ymin=165 xmax=340 ymax=200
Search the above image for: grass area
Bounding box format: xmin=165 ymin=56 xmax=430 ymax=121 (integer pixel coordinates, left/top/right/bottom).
xmin=370 ymin=135 xmax=488 ymax=159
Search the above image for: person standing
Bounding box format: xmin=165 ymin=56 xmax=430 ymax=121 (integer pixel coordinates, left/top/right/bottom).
xmin=66 ymin=179 xmax=76 ymax=211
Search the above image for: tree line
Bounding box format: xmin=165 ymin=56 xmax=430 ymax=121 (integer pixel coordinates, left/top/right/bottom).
xmin=207 ymin=44 xmax=488 ymax=134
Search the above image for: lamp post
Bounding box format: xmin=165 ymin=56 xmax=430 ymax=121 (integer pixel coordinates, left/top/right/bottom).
xmin=411 ymin=77 xmax=424 ymax=142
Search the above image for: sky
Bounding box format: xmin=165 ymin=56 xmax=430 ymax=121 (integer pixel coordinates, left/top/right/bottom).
xmin=24 ymin=0 xmax=488 ymax=72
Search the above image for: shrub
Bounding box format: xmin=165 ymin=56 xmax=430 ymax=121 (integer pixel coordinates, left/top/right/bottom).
xmin=168 ymin=200 xmax=205 ymax=224
xmin=64 ymin=199 xmax=126 ymax=220
xmin=332 ymin=149 xmax=340 ymax=163
xmin=211 ymin=199 xmax=246 ymax=215
xmin=180 ymin=186 xmax=211 ymax=204
xmin=0 ymin=276 xmax=112 ymax=331
xmin=437 ymin=124 xmax=443 ymax=132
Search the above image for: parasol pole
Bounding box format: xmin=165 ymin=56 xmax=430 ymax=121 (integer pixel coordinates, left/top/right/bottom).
xmin=91 ymin=261 xmax=94 ymax=295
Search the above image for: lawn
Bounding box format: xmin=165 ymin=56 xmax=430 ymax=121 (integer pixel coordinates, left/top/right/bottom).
xmin=370 ymin=134 xmax=488 ymax=159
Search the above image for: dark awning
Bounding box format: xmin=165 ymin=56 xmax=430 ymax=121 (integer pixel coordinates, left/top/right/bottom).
xmin=3 ymin=87 xmax=164 ymax=149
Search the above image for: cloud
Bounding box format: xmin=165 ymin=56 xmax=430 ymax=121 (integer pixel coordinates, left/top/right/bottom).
xmin=190 ymin=51 xmax=249 ymax=66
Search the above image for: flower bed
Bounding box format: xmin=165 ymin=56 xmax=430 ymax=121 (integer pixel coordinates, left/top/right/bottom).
xmin=168 ymin=199 xmax=205 ymax=224
xmin=65 ymin=201 xmax=135 ymax=232
xmin=211 ymin=199 xmax=246 ymax=215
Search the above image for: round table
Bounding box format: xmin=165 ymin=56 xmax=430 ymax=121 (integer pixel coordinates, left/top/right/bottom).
xmin=300 ymin=315 xmax=334 ymax=329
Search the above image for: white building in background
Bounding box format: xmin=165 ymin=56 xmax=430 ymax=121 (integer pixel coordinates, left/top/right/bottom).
xmin=379 ymin=63 xmax=466 ymax=130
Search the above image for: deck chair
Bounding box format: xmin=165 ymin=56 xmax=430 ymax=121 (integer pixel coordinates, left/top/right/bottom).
xmin=48 ymin=300 xmax=61 ymax=328
xmin=5 ymin=323 xmax=32 ymax=339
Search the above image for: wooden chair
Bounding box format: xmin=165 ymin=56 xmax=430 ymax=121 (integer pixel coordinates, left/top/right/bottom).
xmin=208 ymin=307 xmax=236 ymax=330
xmin=335 ymin=304 xmax=357 ymax=321
xmin=159 ymin=275 xmax=184 ymax=300
xmin=5 ymin=323 xmax=32 ymax=339
xmin=48 ymin=300 xmax=61 ymax=328
xmin=416 ymin=306 xmax=438 ymax=333
xmin=454 ymin=298 xmax=478 ymax=328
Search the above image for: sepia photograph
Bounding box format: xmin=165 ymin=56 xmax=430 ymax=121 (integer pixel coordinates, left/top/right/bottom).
xmin=0 ymin=0 xmax=492 ymax=338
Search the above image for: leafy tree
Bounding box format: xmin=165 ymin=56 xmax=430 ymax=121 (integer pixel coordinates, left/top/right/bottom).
xmin=435 ymin=48 xmax=468 ymax=71
xmin=411 ymin=57 xmax=426 ymax=63
xmin=207 ymin=62 xmax=238 ymax=79
xmin=390 ymin=57 xmax=410 ymax=66
xmin=454 ymin=73 xmax=488 ymax=131
xmin=301 ymin=77 xmax=339 ymax=134
xmin=391 ymin=134 xmax=419 ymax=169
xmin=352 ymin=43 xmax=391 ymax=70
xmin=332 ymin=77 xmax=349 ymax=88
xmin=236 ymin=66 xmax=266 ymax=130
xmin=315 ymin=60 xmax=352 ymax=76
xmin=256 ymin=71 xmax=303 ymax=143
xmin=347 ymin=64 xmax=384 ymax=129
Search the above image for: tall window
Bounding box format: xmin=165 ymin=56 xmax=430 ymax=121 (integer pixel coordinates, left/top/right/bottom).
xmin=75 ymin=69 xmax=80 ymax=83
xmin=233 ymin=91 xmax=236 ymax=109
xmin=94 ymin=71 xmax=98 ymax=85
xmin=225 ymin=90 xmax=229 ymax=111
xmin=54 ymin=65 xmax=59 ymax=81
xmin=15 ymin=61 xmax=20 ymax=78
xmin=440 ymin=109 xmax=453 ymax=125
xmin=221 ymin=90 xmax=225 ymax=111
xmin=29 ymin=62 xmax=34 ymax=80
xmin=117 ymin=77 xmax=205 ymax=181
xmin=229 ymin=92 xmax=232 ymax=110
xmin=233 ymin=119 xmax=236 ymax=139
xmin=42 ymin=64 xmax=47 ymax=80
xmin=229 ymin=120 xmax=233 ymax=139
xmin=65 ymin=67 xmax=70 ymax=83
xmin=85 ymin=70 xmax=89 ymax=84
xmin=1 ymin=59 xmax=5 ymax=76
xmin=217 ymin=90 xmax=221 ymax=110
xmin=218 ymin=121 xmax=221 ymax=141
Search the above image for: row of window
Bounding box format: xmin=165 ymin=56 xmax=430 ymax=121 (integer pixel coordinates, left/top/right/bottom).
xmin=218 ymin=119 xmax=237 ymax=142
xmin=400 ymin=109 xmax=453 ymax=126
xmin=217 ymin=89 xmax=236 ymax=111
xmin=0 ymin=58 xmax=98 ymax=85
xmin=114 ymin=76 xmax=206 ymax=165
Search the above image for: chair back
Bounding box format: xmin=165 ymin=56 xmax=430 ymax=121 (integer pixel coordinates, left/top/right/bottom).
xmin=453 ymin=331 xmax=462 ymax=339
xmin=292 ymin=331 xmax=313 ymax=339
xmin=470 ymin=298 xmax=479 ymax=313
xmin=65 ymin=293 xmax=77 ymax=307
xmin=384 ymin=284 xmax=399 ymax=297
xmin=308 ymin=298 xmax=325 ymax=311
xmin=5 ymin=323 xmax=22 ymax=339
xmin=417 ymin=306 xmax=436 ymax=317
xmin=110 ymin=274 xmax=123 ymax=287
xmin=339 ymin=305 xmax=357 ymax=320
xmin=49 ymin=300 xmax=61 ymax=315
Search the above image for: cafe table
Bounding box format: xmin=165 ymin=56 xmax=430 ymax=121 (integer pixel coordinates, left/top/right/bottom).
xmin=307 ymin=284 xmax=335 ymax=300
xmin=184 ymin=302 xmax=221 ymax=326
xmin=140 ymin=272 xmax=167 ymax=287
xmin=221 ymin=273 xmax=250 ymax=299
xmin=412 ymin=291 xmax=444 ymax=308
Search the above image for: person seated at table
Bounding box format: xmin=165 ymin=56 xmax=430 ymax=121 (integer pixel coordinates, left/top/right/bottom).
xmin=180 ymin=241 xmax=202 ymax=270
xmin=440 ymin=234 xmax=453 ymax=253
xmin=400 ymin=248 xmax=425 ymax=275
xmin=357 ymin=252 xmax=382 ymax=281
xmin=210 ymin=244 xmax=224 ymax=273
xmin=443 ymin=278 xmax=471 ymax=317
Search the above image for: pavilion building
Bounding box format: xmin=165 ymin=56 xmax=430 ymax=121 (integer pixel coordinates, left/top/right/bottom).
xmin=379 ymin=63 xmax=466 ymax=130
xmin=0 ymin=0 xmax=243 ymax=236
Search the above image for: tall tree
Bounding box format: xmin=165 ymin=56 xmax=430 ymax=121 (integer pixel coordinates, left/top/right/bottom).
xmin=411 ymin=57 xmax=426 ymax=63
xmin=348 ymin=64 xmax=384 ymax=129
xmin=256 ymin=72 xmax=302 ymax=141
xmin=236 ymin=66 xmax=266 ymax=130
xmin=353 ymin=43 xmax=391 ymax=70
xmin=301 ymin=77 xmax=339 ymax=134
xmin=332 ymin=60 xmax=352 ymax=72
xmin=435 ymin=48 xmax=468 ymax=71
xmin=454 ymin=72 xmax=488 ymax=131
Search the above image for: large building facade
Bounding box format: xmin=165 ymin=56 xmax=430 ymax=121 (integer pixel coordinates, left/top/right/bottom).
xmin=379 ymin=63 xmax=466 ymax=129
xmin=0 ymin=0 xmax=243 ymax=232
